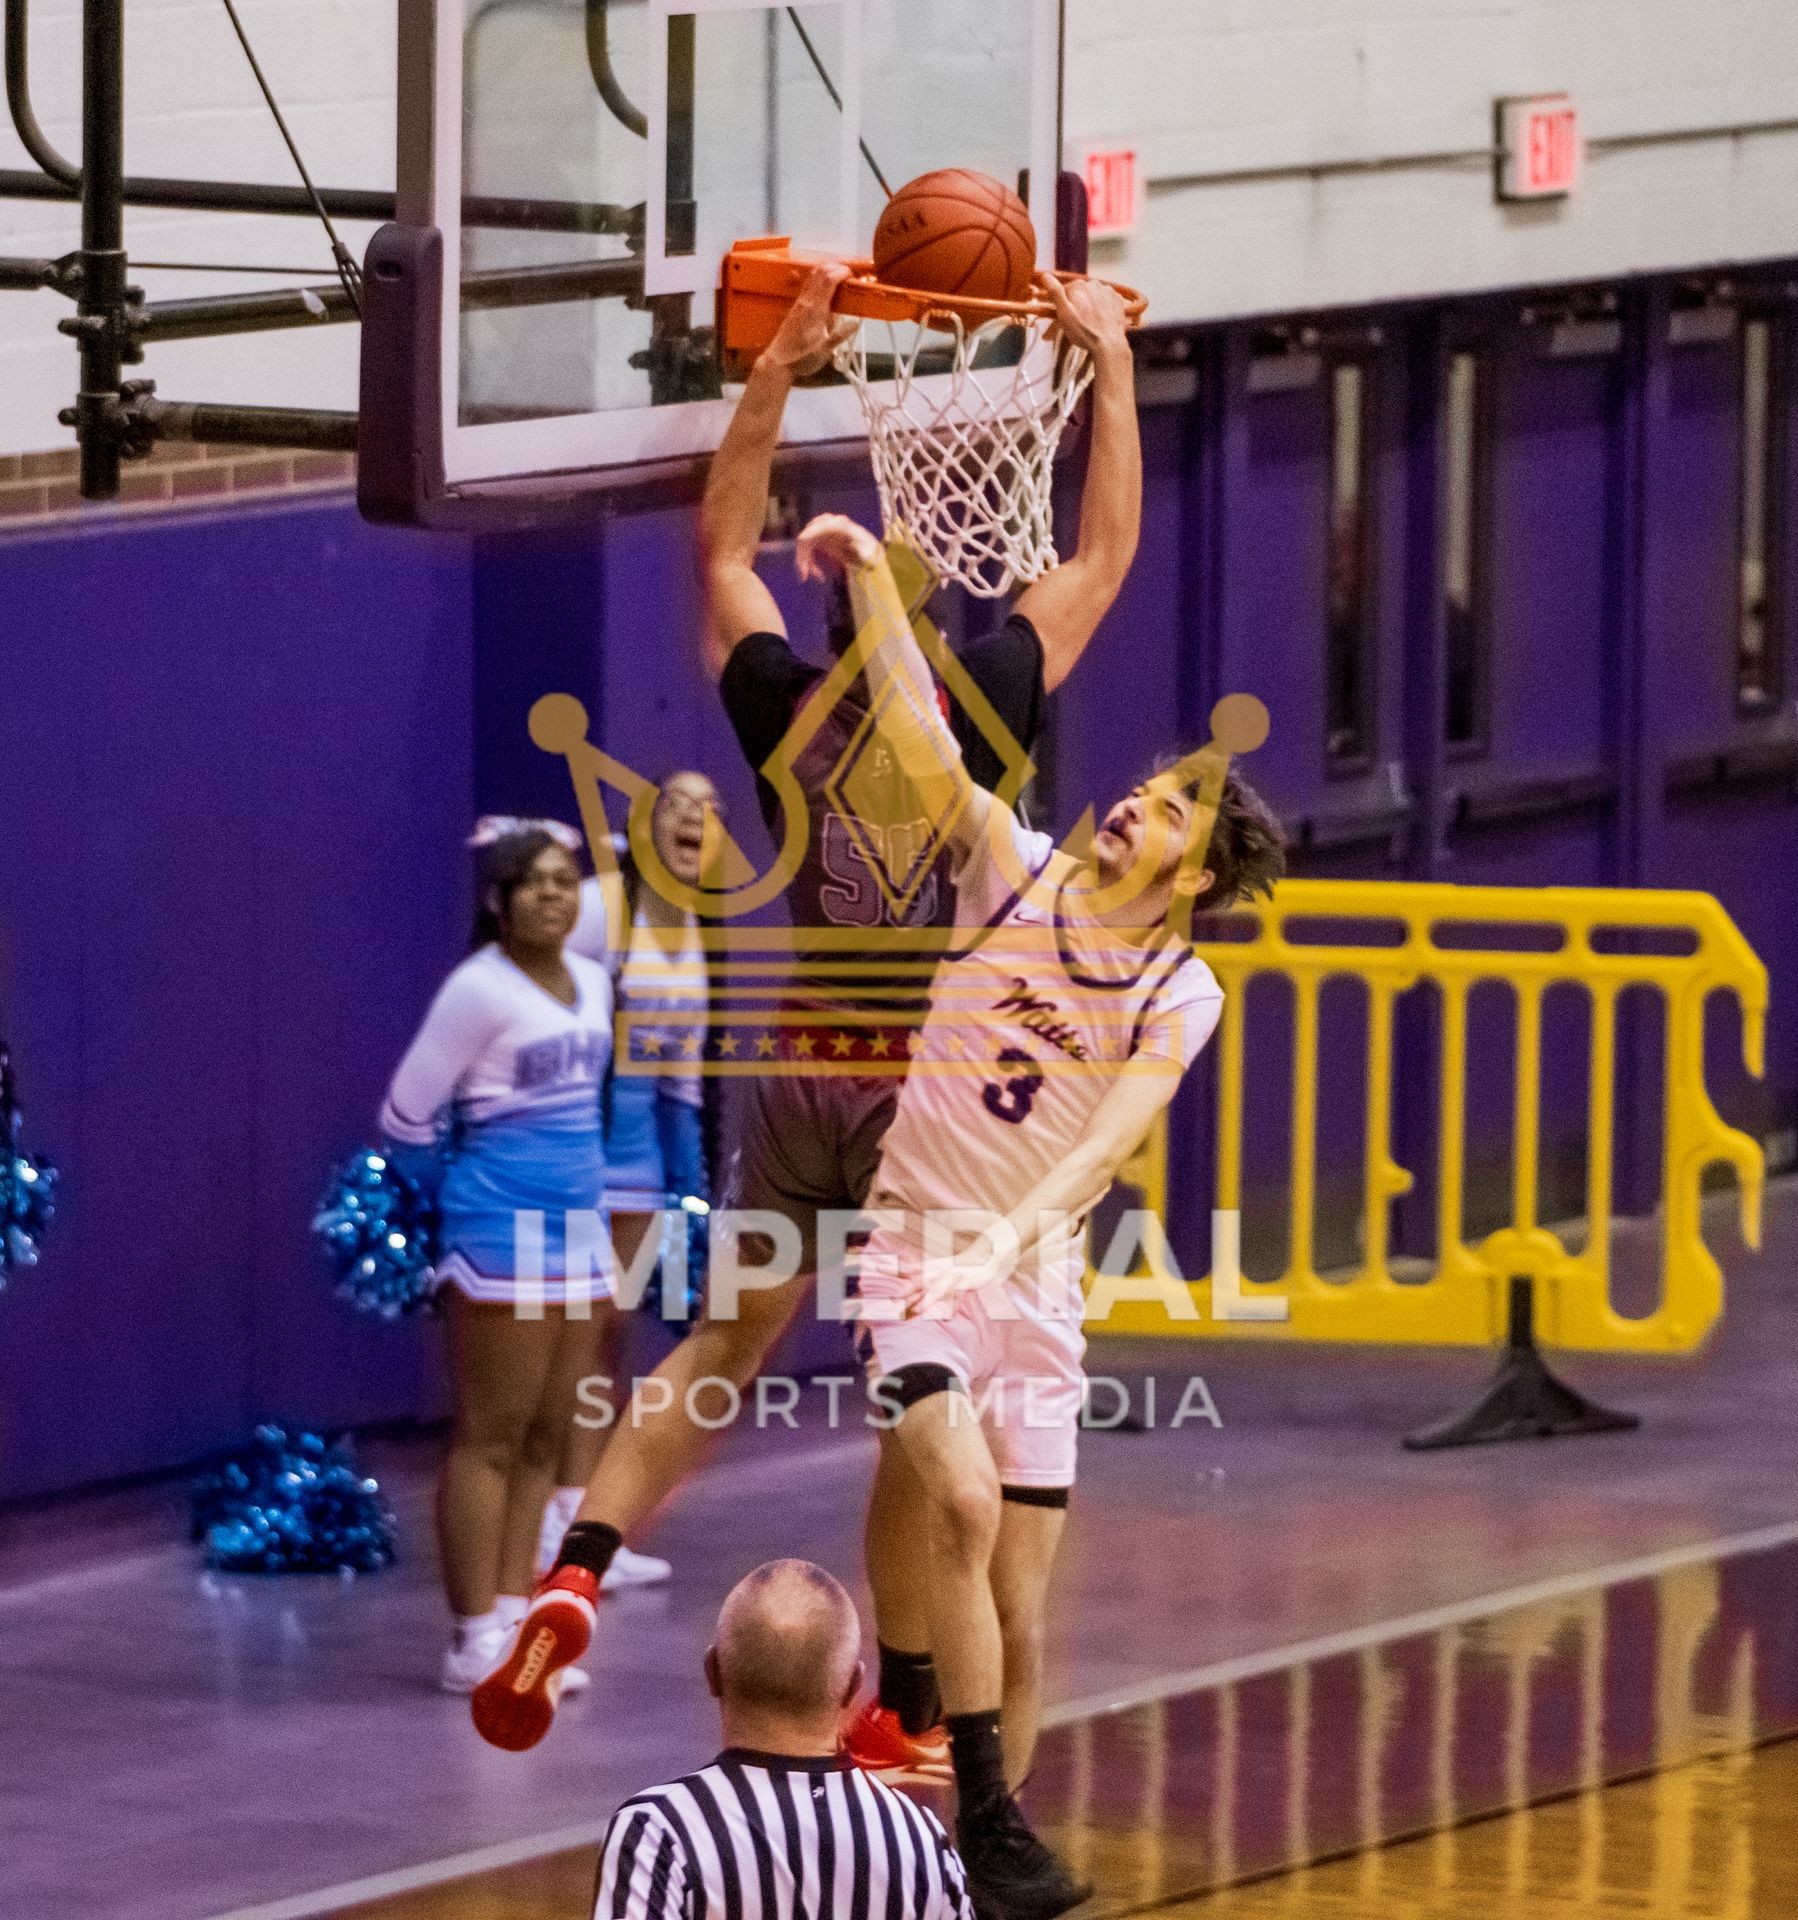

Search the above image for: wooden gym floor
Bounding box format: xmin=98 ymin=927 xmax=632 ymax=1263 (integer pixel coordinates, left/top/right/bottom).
xmin=6 ymin=1187 xmax=1795 ymax=1920
xmin=332 ymin=1738 xmax=1798 ymax=1919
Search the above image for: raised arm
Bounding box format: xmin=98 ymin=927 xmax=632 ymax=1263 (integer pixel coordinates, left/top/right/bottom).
xmin=1009 ymin=278 xmax=1141 ymax=692
xmin=794 ymin=512 xmax=999 ymax=871
xmin=697 ymin=264 xmax=853 ymax=679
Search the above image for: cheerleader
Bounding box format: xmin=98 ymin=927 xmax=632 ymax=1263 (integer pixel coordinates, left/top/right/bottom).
xmin=535 ymin=771 xmax=724 ymax=1587
xmin=380 ymin=823 xmax=616 ymax=1692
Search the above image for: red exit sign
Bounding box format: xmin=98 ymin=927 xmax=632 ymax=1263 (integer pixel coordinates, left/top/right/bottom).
xmin=1497 ymin=94 xmax=1581 ymax=200
xmin=1083 ymin=148 xmax=1139 ymax=237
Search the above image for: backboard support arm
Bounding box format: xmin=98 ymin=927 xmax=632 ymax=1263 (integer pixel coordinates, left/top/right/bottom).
xmin=5 ymin=0 xmax=80 ymax=186
xmin=68 ymin=0 xmax=127 ymax=499
xmin=587 ymin=0 xmax=650 ymax=139
xmin=0 ymin=166 xmax=645 ymax=234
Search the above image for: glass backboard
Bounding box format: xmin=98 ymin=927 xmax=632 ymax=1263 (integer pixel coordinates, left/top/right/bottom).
xmin=373 ymin=0 xmax=1063 ymax=511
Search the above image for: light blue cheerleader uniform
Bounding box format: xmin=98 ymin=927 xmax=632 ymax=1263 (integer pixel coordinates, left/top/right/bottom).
xmin=380 ymin=945 xmax=615 ymax=1308
xmin=569 ymin=873 xmax=708 ymax=1215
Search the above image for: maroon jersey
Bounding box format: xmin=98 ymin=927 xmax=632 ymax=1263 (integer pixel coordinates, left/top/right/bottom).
xmin=718 ymin=620 xmax=1044 ymax=1015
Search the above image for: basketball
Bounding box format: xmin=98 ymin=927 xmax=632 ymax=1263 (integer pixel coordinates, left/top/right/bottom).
xmin=871 ymin=168 xmax=1038 ymax=306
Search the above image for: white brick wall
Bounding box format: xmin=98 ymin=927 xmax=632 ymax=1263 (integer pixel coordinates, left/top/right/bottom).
xmin=1066 ymin=0 xmax=1798 ymax=324
xmin=2 ymin=0 xmax=1796 ymax=459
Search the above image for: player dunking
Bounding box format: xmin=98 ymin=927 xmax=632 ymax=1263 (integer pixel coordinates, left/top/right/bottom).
xmin=473 ymin=264 xmax=1144 ymax=1756
xmin=800 ymin=516 xmax=1285 ymax=1920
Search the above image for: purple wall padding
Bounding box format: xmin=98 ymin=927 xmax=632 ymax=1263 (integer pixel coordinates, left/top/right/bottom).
xmin=0 ymin=499 xmax=474 ymax=1498
xmin=5 ymin=268 xmax=1797 ymax=1497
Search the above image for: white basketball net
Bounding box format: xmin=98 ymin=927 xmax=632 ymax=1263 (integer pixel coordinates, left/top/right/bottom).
xmin=834 ymin=310 xmax=1094 ymax=599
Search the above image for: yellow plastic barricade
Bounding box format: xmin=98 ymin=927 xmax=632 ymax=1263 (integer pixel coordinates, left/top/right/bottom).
xmin=1100 ymin=880 xmax=1766 ymax=1354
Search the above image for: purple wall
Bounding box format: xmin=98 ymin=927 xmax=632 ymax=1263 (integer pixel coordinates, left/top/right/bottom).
xmin=1065 ymin=284 xmax=1796 ymax=1272
xmin=0 ymin=499 xmax=474 ymax=1498
xmin=3 ymin=263 xmax=1795 ymax=1498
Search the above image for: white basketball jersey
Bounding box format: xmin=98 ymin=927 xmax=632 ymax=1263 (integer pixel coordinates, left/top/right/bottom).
xmin=867 ymin=817 xmax=1223 ymax=1305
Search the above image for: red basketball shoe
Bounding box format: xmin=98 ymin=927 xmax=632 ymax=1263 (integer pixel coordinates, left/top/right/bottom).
xmin=843 ymin=1699 xmax=953 ymax=1787
xmin=470 ymin=1566 xmax=598 ymax=1751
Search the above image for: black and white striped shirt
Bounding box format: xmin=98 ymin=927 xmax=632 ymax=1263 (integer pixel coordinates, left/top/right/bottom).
xmin=592 ymin=1750 xmax=974 ymax=1920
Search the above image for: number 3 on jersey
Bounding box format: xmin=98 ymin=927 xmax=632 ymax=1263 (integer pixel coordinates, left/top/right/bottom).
xmin=983 ymin=1047 xmax=1043 ymax=1126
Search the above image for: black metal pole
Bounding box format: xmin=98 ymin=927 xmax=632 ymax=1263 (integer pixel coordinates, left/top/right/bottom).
xmin=131 ymin=279 xmax=360 ymax=342
xmin=0 ymin=252 xmax=78 ymax=294
xmin=0 ymin=166 xmax=640 ymax=237
xmin=75 ymin=0 xmax=126 ymax=500
xmin=131 ymin=397 xmax=359 ymax=453
xmin=645 ymin=12 xmax=701 ymax=407
xmin=132 ymin=255 xmax=644 ymax=344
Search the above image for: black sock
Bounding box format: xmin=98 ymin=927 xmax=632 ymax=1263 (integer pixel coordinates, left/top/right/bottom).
xmin=946 ymin=1709 xmax=1007 ymax=1820
xmin=554 ymin=1520 xmax=622 ymax=1580
xmin=878 ymin=1643 xmax=941 ymax=1737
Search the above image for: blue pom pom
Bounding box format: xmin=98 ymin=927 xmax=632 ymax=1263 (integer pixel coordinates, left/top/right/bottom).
xmin=636 ymin=1192 xmax=708 ymax=1332
xmin=0 ymin=1044 xmax=58 ymax=1288
xmin=190 ymin=1425 xmax=397 ymax=1575
xmin=1 ymin=1148 xmax=58 ymax=1284
xmin=313 ymin=1148 xmax=439 ymax=1319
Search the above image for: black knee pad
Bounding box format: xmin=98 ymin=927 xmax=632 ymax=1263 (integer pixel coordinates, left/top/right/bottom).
xmin=1000 ymin=1484 xmax=1071 ymax=1510
xmin=882 ymin=1363 xmax=966 ymax=1412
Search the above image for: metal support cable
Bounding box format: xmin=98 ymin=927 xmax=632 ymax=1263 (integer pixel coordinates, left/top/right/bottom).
xmin=579 ymin=0 xmax=890 ymax=201
xmin=131 ymin=258 xmax=336 ymax=276
xmin=783 ymin=8 xmax=889 ymax=197
xmin=216 ymin=0 xmax=360 ymax=314
xmin=5 ymin=0 xmax=79 ymax=187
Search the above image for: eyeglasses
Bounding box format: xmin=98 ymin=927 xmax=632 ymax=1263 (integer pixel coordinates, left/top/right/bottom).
xmin=657 ymin=786 xmax=728 ymax=829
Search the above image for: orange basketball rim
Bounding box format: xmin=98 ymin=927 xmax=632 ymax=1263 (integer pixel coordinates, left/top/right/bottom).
xmin=717 ymin=235 xmax=1146 ymax=371
xmin=717 ymin=237 xmax=1147 ymax=599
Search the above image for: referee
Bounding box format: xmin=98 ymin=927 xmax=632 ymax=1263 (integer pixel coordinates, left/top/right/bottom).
xmin=593 ymin=1560 xmax=973 ymax=1920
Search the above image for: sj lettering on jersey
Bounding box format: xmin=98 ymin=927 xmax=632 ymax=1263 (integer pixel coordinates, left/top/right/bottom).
xmin=992 ymin=980 xmax=1090 ymax=1060
xmin=818 ymin=814 xmax=941 ymax=927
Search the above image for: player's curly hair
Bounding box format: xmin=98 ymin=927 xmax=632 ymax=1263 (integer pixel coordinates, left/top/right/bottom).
xmin=1152 ymin=756 xmax=1287 ymax=910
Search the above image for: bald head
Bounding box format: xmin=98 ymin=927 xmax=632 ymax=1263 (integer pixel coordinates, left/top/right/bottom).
xmin=710 ymin=1561 xmax=862 ymax=1729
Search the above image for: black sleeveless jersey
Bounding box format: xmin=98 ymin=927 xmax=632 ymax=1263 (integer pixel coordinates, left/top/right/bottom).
xmin=719 ymin=618 xmax=1044 ymax=1014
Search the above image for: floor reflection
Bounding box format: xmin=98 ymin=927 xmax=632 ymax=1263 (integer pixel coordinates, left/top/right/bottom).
xmin=1188 ymin=1737 xmax=1798 ymax=1920
xmin=1038 ymin=1534 xmax=1798 ymax=1912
